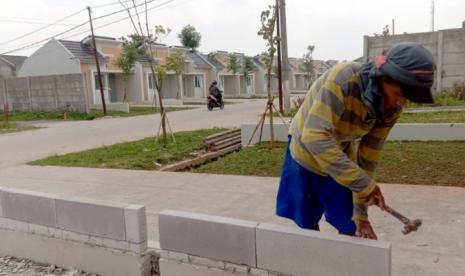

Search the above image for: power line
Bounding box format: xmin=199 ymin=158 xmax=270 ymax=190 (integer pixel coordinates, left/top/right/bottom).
xmin=62 ymin=0 xmax=176 ymax=40
xmin=0 ymin=0 xmax=175 ymax=55
xmin=0 ymin=19 xmax=77 ymax=27
xmin=92 ymin=0 xmax=138 ymax=9
xmin=0 ymin=8 xmax=87 ymax=47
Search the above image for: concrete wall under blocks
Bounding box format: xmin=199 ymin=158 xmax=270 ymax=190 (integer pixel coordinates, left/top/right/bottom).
xmin=158 ymin=210 xmax=392 ymax=276
xmin=0 ymin=187 xmax=152 ymax=276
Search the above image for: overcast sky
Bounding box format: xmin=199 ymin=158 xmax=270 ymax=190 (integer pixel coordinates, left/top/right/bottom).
xmin=0 ymin=0 xmax=464 ymax=61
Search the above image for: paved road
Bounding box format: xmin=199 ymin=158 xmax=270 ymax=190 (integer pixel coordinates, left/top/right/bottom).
xmin=0 ymin=165 xmax=463 ymax=276
xmin=0 ymin=100 xmax=264 ymax=168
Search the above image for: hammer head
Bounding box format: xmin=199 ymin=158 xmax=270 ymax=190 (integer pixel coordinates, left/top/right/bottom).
xmin=402 ymin=219 xmax=422 ymax=235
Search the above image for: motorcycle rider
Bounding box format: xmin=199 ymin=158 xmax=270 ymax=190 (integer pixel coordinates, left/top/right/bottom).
xmin=209 ymin=80 xmax=223 ymax=104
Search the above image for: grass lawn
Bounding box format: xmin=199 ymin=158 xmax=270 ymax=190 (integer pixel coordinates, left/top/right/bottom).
xmin=8 ymin=106 xmax=192 ymax=121
xmin=31 ymin=128 xmax=226 ymax=170
xmin=193 ymin=141 xmax=465 ymax=187
xmin=0 ymin=122 xmax=38 ymax=134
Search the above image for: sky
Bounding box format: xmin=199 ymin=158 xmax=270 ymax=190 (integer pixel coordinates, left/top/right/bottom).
xmin=0 ymin=0 xmax=464 ymax=61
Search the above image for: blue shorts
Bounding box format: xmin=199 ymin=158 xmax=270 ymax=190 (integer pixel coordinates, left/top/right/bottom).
xmin=276 ymin=138 xmax=356 ymax=235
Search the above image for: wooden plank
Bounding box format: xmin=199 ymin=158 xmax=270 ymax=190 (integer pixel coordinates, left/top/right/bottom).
xmin=160 ymin=144 xmax=241 ymax=172
xmin=203 ymin=129 xmax=241 ymax=143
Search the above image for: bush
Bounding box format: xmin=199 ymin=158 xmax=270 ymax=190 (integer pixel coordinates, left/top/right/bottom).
xmin=452 ymin=81 xmax=465 ymax=100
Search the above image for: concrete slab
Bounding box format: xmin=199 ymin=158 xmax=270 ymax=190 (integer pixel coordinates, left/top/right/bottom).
xmin=1 ymin=188 xmax=56 ymax=227
xmin=125 ymin=205 xmax=148 ymax=243
xmin=55 ymin=197 xmax=126 ymax=240
xmin=0 ymin=166 xmax=464 ymax=276
xmin=256 ymin=223 xmax=391 ymax=276
xmin=159 ymin=210 xmax=258 ymax=267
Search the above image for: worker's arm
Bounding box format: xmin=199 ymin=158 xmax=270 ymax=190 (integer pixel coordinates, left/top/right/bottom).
xmin=354 ymin=113 xmax=401 ymax=220
xmin=300 ymin=81 xmax=377 ymax=219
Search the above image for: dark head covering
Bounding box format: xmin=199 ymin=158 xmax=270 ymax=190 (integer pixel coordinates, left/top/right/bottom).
xmin=360 ymin=42 xmax=436 ymax=119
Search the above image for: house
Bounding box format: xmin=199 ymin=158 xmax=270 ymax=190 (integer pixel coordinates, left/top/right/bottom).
xmin=0 ymin=55 xmax=27 ymax=78
xmin=363 ymin=21 xmax=465 ymax=91
xmin=204 ymin=51 xmax=258 ymax=98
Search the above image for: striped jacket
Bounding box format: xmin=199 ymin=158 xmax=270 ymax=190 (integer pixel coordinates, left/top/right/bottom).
xmin=289 ymin=62 xmax=400 ymax=221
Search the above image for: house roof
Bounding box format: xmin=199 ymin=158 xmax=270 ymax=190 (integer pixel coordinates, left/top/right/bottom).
xmin=58 ymin=39 xmax=106 ymax=64
xmin=0 ymin=54 xmax=27 ymax=68
xmin=186 ymin=52 xmax=213 ymax=69
xmin=204 ymin=53 xmax=225 ymax=70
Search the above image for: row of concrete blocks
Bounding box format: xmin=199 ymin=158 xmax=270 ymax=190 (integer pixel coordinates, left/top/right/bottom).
xmin=0 ymin=187 xmax=147 ymax=253
xmin=241 ymin=122 xmax=465 ymax=146
xmin=159 ymin=210 xmax=391 ymax=276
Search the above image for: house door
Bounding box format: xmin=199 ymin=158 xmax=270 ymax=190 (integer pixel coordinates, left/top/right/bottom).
xmin=93 ymin=73 xmax=109 ymax=104
xmin=194 ymin=75 xmax=204 ymax=98
xmin=109 ymin=74 xmax=117 ymax=102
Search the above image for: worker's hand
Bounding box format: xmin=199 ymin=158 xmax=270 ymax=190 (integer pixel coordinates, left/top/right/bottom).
xmin=366 ymin=186 xmax=386 ymax=211
xmin=355 ymin=220 xmax=378 ymax=240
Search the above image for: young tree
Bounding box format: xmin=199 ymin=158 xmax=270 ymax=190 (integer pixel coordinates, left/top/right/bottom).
xmin=300 ymin=45 xmax=315 ymax=89
xmin=165 ymin=52 xmax=186 ymax=98
xmin=114 ymin=37 xmax=144 ymax=102
xmin=242 ymin=56 xmax=256 ymax=94
xmin=178 ymin=25 xmax=201 ymax=52
xmin=227 ymin=54 xmax=240 ymax=74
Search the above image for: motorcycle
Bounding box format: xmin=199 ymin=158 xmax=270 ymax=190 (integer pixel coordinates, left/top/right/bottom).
xmin=207 ymin=93 xmax=224 ymax=111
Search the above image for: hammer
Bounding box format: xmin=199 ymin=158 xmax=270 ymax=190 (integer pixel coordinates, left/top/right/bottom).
xmin=384 ymin=205 xmax=422 ymax=235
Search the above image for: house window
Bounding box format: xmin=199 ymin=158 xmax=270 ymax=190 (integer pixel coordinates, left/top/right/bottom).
xmin=219 ymin=76 xmax=225 ymax=88
xmin=195 ymin=75 xmax=203 ymax=88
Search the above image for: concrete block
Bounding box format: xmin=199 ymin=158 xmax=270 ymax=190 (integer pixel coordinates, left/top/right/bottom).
xmin=2 ymin=188 xmax=56 ymax=227
xmin=388 ymin=123 xmax=465 ymax=141
xmin=225 ymin=263 xmax=249 ymax=273
xmin=56 ymin=197 xmax=126 ymax=240
xmin=250 ymin=268 xmax=269 ymax=276
xmin=0 ymin=228 xmax=150 ymax=276
xmin=159 ymin=210 xmax=258 ymax=267
xmin=27 ymin=223 xmax=50 ymax=236
xmin=160 ymin=250 xmax=189 ymax=262
xmin=102 ymin=238 xmax=130 ymax=251
xmin=129 ymin=242 xmax=148 ymax=254
xmin=189 ymin=255 xmax=225 ymax=269
xmin=256 ymin=223 xmax=391 ymax=276
xmin=48 ymin=227 xmax=64 ymax=239
xmin=62 ymin=230 xmax=90 ymax=243
xmin=0 ymin=217 xmax=29 ymax=232
xmin=124 ymin=204 xmax=147 ymax=243
xmin=159 ymin=258 xmax=236 ymax=276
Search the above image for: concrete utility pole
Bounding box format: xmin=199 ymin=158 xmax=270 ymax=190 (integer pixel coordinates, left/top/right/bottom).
xmin=279 ymin=0 xmax=291 ymax=114
xmin=87 ymin=6 xmax=107 ymax=114
xmin=276 ymin=0 xmax=284 ymax=113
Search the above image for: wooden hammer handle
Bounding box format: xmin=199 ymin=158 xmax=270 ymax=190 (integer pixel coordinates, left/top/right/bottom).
xmin=384 ymin=205 xmax=410 ymax=225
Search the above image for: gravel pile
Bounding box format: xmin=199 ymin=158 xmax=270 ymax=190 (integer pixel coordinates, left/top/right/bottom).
xmin=0 ymin=256 xmax=98 ymax=276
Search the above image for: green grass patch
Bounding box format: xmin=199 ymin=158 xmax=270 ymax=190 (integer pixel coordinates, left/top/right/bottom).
xmin=193 ymin=141 xmax=465 ymax=187
xmin=0 ymin=122 xmax=38 ymax=134
xmin=31 ymin=128 xmax=226 ymax=170
xmin=8 ymin=106 xmax=192 ymax=121
xmin=407 ymin=93 xmax=465 ymax=108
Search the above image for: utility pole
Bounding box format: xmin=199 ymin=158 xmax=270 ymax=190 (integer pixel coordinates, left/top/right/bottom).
xmin=431 ymin=0 xmax=435 ymax=32
xmin=279 ymin=0 xmax=291 ymax=114
xmin=392 ymin=19 xmax=395 ymax=35
xmin=87 ymin=6 xmax=107 ymax=114
xmin=275 ymin=0 xmax=283 ymax=113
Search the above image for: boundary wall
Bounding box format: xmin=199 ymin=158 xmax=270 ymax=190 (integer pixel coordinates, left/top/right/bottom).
xmin=158 ymin=210 xmax=391 ymax=276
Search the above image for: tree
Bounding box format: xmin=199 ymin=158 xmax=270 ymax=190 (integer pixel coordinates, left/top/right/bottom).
xmin=114 ymin=36 xmax=144 ymax=102
xmin=227 ymin=54 xmax=240 ymax=74
xmin=178 ymin=25 xmax=201 ymax=52
xmin=165 ymin=52 xmax=186 ymax=98
xmin=382 ymin=24 xmax=390 ymax=37
xmin=300 ymin=45 xmax=315 ymax=89
xmin=242 ymin=56 xmax=256 ymax=94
